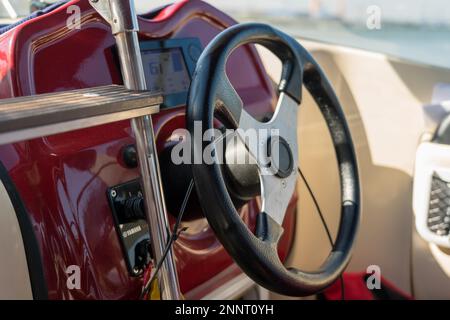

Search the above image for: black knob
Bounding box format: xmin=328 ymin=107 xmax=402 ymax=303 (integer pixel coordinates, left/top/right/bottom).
xmin=123 ymin=196 xmax=146 ymax=220
xmin=122 ymin=144 xmax=138 ymax=168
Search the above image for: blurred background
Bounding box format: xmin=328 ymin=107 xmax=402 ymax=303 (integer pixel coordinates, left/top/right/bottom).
xmin=1 ymin=0 xmax=449 ymax=68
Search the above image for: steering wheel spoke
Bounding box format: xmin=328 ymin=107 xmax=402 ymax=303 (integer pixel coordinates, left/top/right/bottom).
xmin=230 ymin=92 xmax=301 ymax=175
xmin=215 ymin=72 xmax=271 ymax=166
xmin=271 ymin=93 xmax=300 ymax=142
xmin=215 ymin=72 xmax=245 ymax=128
xmin=260 ymin=169 xmax=297 ymax=226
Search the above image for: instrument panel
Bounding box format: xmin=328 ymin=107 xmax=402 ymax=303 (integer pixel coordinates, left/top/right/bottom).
xmin=140 ymin=38 xmax=202 ymax=109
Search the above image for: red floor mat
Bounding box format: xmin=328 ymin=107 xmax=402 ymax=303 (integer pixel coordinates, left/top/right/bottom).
xmin=323 ymin=272 xmax=412 ymax=300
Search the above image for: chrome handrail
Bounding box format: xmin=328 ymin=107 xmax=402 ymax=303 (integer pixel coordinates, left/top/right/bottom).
xmin=0 ymin=85 xmax=161 ymax=144
xmin=0 ymin=0 xmax=181 ymax=300
xmin=90 ymin=0 xmax=181 ymax=300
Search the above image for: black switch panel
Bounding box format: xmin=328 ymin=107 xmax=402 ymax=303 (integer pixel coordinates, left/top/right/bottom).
xmin=107 ymin=179 xmax=151 ymax=277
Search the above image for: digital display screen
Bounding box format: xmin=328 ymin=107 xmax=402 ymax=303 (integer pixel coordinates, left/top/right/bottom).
xmin=141 ymin=48 xmax=190 ymax=95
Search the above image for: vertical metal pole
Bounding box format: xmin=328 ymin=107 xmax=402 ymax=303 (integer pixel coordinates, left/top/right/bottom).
xmin=89 ymin=0 xmax=181 ymax=300
xmin=1 ymin=0 xmax=18 ymax=19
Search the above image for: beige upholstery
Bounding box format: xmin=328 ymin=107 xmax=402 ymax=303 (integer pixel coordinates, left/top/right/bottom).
xmin=0 ymin=181 xmax=33 ymax=299
xmin=258 ymin=39 xmax=450 ymax=298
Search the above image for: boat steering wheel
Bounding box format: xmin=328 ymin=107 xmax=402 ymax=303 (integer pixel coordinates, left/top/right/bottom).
xmin=187 ymin=23 xmax=360 ymax=296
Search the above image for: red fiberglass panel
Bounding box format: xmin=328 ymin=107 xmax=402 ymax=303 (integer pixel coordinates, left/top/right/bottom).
xmin=0 ymin=0 xmax=296 ymax=299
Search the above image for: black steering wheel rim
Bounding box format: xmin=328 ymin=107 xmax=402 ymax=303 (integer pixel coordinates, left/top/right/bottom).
xmin=187 ymin=23 xmax=360 ymax=296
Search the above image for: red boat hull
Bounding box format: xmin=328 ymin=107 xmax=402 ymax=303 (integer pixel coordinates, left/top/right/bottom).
xmin=0 ymin=0 xmax=296 ymax=299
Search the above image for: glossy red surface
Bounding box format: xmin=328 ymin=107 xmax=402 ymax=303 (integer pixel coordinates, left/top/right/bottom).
xmin=0 ymin=0 xmax=296 ymax=299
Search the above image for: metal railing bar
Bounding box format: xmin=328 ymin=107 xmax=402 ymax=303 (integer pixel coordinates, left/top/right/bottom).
xmin=0 ymin=106 xmax=158 ymax=145
xmin=0 ymin=85 xmax=162 ymax=134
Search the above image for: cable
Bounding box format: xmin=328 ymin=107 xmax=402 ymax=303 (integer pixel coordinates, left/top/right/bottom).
xmin=140 ymin=179 xmax=194 ymax=299
xmin=140 ymin=168 xmax=344 ymax=299
xmin=297 ymin=167 xmax=345 ymax=300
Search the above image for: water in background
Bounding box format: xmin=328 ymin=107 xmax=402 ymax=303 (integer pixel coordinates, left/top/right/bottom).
xmin=135 ymin=0 xmax=450 ymax=69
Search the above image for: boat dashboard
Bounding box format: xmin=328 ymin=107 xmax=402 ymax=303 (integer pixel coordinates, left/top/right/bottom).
xmin=0 ymin=0 xmax=296 ymax=299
